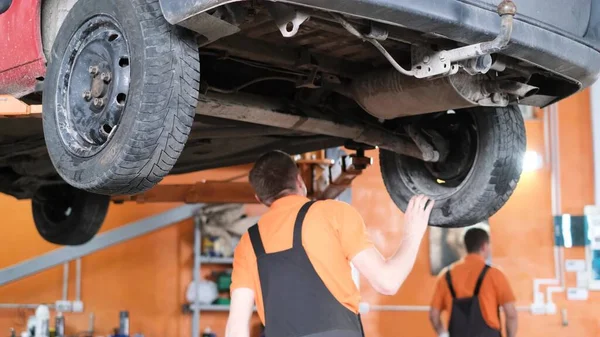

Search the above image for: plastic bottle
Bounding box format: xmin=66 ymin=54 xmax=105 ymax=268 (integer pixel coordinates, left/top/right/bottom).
xmin=55 ymin=312 xmax=65 ymax=337
xmin=34 ymin=305 xmax=50 ymax=337
xmin=202 ymin=327 xmax=216 ymax=337
xmin=119 ymin=311 xmax=129 ymax=337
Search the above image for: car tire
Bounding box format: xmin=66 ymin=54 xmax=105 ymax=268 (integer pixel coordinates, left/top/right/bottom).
xmin=32 ymin=185 xmax=110 ymax=245
xmin=380 ymin=105 xmax=525 ymax=227
xmin=0 ymin=0 xmax=12 ymax=15
xmin=42 ymin=0 xmax=200 ymax=195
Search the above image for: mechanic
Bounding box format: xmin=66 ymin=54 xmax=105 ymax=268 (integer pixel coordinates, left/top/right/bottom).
xmin=225 ymin=150 xmax=434 ymax=337
xmin=429 ymin=227 xmax=518 ymax=337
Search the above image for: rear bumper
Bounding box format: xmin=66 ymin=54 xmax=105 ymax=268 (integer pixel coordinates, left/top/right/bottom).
xmin=159 ymin=0 xmax=600 ymax=89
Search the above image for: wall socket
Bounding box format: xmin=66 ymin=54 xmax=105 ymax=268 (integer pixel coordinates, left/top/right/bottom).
xmin=54 ymin=300 xmax=72 ymax=312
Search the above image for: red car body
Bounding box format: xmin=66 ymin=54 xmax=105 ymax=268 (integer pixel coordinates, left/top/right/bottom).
xmin=0 ymin=0 xmax=46 ymax=97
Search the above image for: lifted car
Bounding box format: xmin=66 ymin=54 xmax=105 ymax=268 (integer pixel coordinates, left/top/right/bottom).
xmin=1 ymin=0 xmax=599 ymax=245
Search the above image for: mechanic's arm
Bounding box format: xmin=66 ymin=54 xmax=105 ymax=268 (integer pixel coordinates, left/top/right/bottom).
xmin=226 ymin=236 xmax=255 ymax=337
xmin=495 ymin=269 xmax=518 ymax=337
xmin=429 ymin=276 xmax=448 ymax=337
xmin=429 ymin=308 xmax=447 ymax=337
xmin=225 ymin=288 xmax=255 ymax=337
xmin=352 ymin=195 xmax=433 ymax=295
xmin=503 ymin=302 xmax=518 ymax=337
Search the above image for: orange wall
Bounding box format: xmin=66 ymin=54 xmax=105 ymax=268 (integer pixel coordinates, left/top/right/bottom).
xmin=1 ymin=90 xmax=598 ymax=336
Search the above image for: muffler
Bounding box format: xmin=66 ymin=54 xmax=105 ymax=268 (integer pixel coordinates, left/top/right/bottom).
xmin=342 ymin=70 xmax=537 ymax=120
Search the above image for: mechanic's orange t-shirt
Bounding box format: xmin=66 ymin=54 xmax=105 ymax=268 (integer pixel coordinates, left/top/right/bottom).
xmin=430 ymin=254 xmax=516 ymax=330
xmin=231 ymin=195 xmax=373 ymax=323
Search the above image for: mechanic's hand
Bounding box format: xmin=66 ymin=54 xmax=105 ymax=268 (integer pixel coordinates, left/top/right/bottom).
xmin=403 ymin=195 xmax=434 ymax=241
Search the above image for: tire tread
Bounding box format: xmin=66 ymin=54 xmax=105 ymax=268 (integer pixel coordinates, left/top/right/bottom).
xmin=380 ymin=105 xmax=526 ymax=227
xmin=86 ymin=0 xmax=199 ymax=195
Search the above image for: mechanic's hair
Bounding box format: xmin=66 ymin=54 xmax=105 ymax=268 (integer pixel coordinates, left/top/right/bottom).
xmin=463 ymin=227 xmax=490 ymax=253
xmin=249 ymin=151 xmax=299 ymax=205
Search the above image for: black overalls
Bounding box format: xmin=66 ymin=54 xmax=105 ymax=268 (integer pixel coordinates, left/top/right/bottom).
xmin=248 ymin=201 xmax=364 ymax=337
xmin=445 ymin=265 xmax=501 ymax=337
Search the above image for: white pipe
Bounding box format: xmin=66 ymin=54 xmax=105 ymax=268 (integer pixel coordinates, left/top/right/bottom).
xmin=553 ymin=247 xmax=560 ymax=282
xmin=192 ymin=216 xmax=201 ymax=337
xmin=590 ymin=80 xmax=600 ymax=205
xmin=89 ymin=313 xmax=95 ymax=334
xmin=0 ymin=304 xmax=56 ymax=309
xmin=360 ymin=303 xmax=531 ymax=313
xmin=549 ymin=103 xmax=562 ymax=216
xmin=558 ymin=248 xmax=566 ymax=287
xmin=543 ymin=105 xmax=552 ymax=167
xmin=75 ymin=258 xmax=82 ymax=301
xmin=530 ymin=105 xmax=565 ymax=310
xmin=367 ymin=304 xmax=430 ymax=312
xmin=548 ymin=103 xmax=566 ymax=288
xmin=546 ymin=286 xmax=565 ymax=305
xmin=62 ymin=262 xmax=69 ymax=301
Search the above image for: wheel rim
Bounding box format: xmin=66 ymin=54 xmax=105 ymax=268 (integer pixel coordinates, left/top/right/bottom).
xmin=55 ymin=15 xmax=131 ymax=158
xmin=36 ymin=185 xmax=78 ymax=225
xmin=399 ymin=111 xmax=479 ymax=198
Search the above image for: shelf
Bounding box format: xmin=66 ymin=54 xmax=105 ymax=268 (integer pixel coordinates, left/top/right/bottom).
xmin=191 ymin=304 xmax=232 ymax=312
xmin=183 ymin=303 xmax=257 ymax=313
xmin=199 ymin=256 xmax=234 ymax=264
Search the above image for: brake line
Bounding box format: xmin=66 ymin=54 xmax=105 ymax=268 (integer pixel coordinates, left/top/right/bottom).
xmin=207 ymin=76 xmax=300 ymax=94
xmin=330 ymin=13 xmax=414 ymax=77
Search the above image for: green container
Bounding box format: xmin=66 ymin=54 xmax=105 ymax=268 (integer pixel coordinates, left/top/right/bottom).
xmin=216 ymin=272 xmax=232 ymax=292
xmin=213 ymin=297 xmax=231 ymax=305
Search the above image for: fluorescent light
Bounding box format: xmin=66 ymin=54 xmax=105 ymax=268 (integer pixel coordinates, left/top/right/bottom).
xmin=523 ymin=150 xmax=543 ymax=172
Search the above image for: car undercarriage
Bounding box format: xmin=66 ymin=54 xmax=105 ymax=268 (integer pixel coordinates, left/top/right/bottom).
xmin=4 ymin=0 xmax=573 ymax=197
xmin=0 ymin=0 xmax=599 ymax=244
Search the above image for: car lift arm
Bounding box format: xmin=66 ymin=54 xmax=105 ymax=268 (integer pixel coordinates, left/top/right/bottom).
xmin=112 ymin=149 xmax=372 ymax=204
xmin=0 ymin=95 xmax=42 ymax=117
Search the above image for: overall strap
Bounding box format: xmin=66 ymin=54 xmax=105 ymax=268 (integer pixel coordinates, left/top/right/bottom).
xmin=474 ymin=265 xmax=491 ymax=296
xmin=445 ymin=269 xmax=457 ymax=299
xmin=248 ymin=224 xmax=266 ymax=258
xmin=292 ymin=201 xmax=316 ymax=248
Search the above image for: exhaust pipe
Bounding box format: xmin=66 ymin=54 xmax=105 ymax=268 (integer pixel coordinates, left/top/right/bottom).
xmin=483 ymin=81 xmax=539 ymax=98
xmin=342 ymin=70 xmax=538 ymax=120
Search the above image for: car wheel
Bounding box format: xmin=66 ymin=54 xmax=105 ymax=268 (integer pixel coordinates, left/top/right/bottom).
xmin=32 ymin=185 xmax=110 ymax=245
xmin=380 ymin=105 xmax=525 ymax=227
xmin=42 ymin=0 xmax=200 ymax=195
xmin=0 ymin=0 xmax=12 ymax=15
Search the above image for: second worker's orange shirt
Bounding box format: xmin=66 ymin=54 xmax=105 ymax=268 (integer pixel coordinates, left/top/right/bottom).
xmin=230 ymin=195 xmax=374 ymax=324
xmin=430 ymin=254 xmax=516 ymax=330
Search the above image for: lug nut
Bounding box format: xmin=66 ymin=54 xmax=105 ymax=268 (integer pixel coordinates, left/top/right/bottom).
xmin=89 ymin=66 xmax=99 ymax=76
xmin=100 ymin=72 xmax=112 ymax=83
xmin=82 ymin=90 xmax=92 ymax=101
xmin=93 ymin=98 xmax=105 ymax=108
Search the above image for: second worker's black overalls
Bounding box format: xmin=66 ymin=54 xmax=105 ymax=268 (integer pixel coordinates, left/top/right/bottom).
xmin=248 ymin=201 xmax=364 ymax=337
xmin=445 ymin=265 xmax=501 ymax=337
